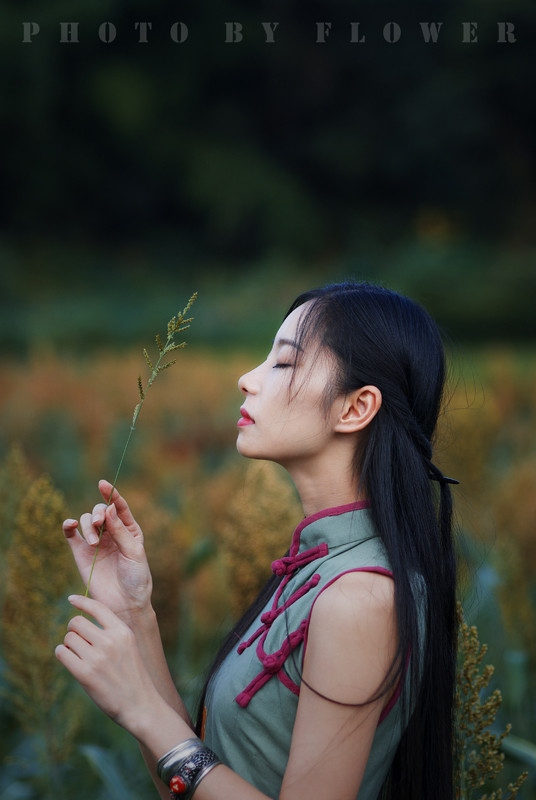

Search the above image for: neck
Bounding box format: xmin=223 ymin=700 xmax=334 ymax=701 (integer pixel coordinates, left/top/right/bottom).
xmin=284 ymin=457 xmax=364 ymax=518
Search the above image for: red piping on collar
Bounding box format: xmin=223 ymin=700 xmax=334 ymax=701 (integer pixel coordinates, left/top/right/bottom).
xmin=290 ymin=500 xmax=371 ymax=556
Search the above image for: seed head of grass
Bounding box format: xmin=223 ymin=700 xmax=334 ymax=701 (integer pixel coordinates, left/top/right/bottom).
xmin=85 ymin=292 xmax=197 ymax=596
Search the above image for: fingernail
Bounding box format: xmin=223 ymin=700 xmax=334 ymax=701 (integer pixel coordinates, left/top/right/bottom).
xmin=86 ymin=532 xmax=99 ymax=545
xmin=109 ymin=503 xmax=117 ymax=520
xmin=64 ymin=519 xmax=77 ymax=526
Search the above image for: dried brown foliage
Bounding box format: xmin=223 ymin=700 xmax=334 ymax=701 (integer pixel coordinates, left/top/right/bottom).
xmin=2 ymin=470 xmax=81 ymax=762
xmin=438 ymin=353 xmax=536 ymax=676
xmin=127 ymin=486 xmax=189 ymax=650
xmin=455 ymin=604 xmax=528 ymax=800
xmin=0 ymin=445 xmax=33 ymax=611
xmin=213 ymin=460 xmax=302 ymax=618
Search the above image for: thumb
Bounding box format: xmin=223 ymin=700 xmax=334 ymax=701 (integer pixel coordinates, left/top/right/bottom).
xmin=104 ymin=503 xmax=144 ymax=557
xmin=99 ymin=480 xmax=137 ymax=529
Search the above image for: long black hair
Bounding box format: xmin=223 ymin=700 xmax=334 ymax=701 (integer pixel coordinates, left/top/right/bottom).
xmin=196 ymin=281 xmax=457 ymax=800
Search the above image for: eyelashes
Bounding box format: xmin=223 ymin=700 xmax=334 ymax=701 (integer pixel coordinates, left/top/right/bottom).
xmin=273 ymin=363 xmax=294 ymax=369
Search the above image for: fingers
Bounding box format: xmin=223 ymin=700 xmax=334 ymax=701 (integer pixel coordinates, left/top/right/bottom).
xmin=62 ymin=630 xmax=92 ymax=659
xmin=64 ymin=505 xmax=105 ymax=547
xmin=79 ymin=503 xmax=124 ymax=547
xmin=103 ymin=502 xmax=144 ymax=552
xmin=79 ymin=512 xmax=101 ymax=546
xmin=79 ymin=494 xmax=121 ymax=545
xmin=63 ymin=517 xmax=99 ymax=548
xmin=67 ymin=594 xmax=120 ymax=628
xmin=67 ymin=613 xmax=99 ymax=641
xmin=63 ymin=480 xmax=142 ymax=553
xmin=62 ymin=611 xmax=109 ymax=659
xmin=55 ymin=600 xmax=111 ymax=667
xmin=63 ymin=519 xmax=79 ymax=539
xmin=90 ymin=502 xmax=108 ymax=527
xmin=55 ymin=597 xmax=131 ymax=681
xmin=56 ymin=597 xmax=160 ymax=729
xmin=55 ymin=641 xmax=85 ymax=673
xmin=98 ymin=480 xmax=137 ymax=528
xmin=67 ymin=497 xmax=121 ymax=549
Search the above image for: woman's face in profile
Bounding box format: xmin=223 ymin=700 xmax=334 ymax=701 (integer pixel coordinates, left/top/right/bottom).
xmin=236 ymin=304 xmax=342 ymax=473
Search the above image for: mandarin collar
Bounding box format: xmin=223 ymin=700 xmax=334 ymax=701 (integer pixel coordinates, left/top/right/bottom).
xmin=289 ymin=500 xmax=374 ymax=556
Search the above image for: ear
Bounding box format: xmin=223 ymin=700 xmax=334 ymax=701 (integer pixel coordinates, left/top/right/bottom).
xmin=333 ymin=385 xmax=382 ymax=434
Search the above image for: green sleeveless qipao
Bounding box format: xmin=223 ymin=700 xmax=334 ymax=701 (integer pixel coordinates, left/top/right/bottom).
xmin=203 ymin=502 xmax=415 ymax=800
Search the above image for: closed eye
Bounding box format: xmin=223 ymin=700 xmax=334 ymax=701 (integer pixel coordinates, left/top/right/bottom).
xmin=273 ymin=363 xmax=293 ymax=369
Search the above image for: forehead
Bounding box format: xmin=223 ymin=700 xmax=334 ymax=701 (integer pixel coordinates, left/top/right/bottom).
xmin=273 ymin=303 xmax=311 ymax=344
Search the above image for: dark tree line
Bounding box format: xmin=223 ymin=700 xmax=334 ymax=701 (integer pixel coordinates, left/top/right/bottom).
xmin=0 ymin=0 xmax=535 ymax=345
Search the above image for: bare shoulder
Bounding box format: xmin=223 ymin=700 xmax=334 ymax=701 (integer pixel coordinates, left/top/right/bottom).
xmin=283 ymin=573 xmax=398 ymax=798
xmin=311 ymin=570 xmax=395 ymax=630
xmin=304 ymin=571 xmax=397 ymax=705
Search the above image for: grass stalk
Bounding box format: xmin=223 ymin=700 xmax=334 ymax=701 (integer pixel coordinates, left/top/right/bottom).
xmin=85 ymin=292 xmax=197 ymax=597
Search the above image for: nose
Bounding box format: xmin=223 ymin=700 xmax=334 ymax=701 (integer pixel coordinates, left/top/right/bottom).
xmin=238 ymin=365 xmax=260 ymax=396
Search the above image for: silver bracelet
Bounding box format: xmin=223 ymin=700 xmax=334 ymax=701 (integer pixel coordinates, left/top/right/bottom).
xmin=157 ymin=737 xmax=221 ymax=799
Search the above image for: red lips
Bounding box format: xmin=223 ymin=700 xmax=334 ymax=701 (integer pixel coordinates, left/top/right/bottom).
xmin=237 ymin=407 xmax=255 ymax=426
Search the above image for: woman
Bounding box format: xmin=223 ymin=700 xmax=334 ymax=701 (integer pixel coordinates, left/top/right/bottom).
xmin=56 ymin=281 xmax=457 ymax=800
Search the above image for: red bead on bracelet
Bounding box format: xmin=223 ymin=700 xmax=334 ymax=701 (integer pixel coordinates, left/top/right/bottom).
xmin=170 ymin=775 xmax=187 ymax=794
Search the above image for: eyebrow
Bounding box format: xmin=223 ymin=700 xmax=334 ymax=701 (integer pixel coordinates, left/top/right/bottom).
xmin=273 ymin=337 xmax=303 ymax=351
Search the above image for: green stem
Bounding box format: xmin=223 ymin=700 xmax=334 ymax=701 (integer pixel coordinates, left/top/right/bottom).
xmin=84 ymin=420 xmax=138 ymax=597
xmin=84 ymin=335 xmax=172 ymax=597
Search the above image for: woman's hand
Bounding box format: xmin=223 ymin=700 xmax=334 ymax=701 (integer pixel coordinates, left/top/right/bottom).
xmin=55 ymin=595 xmax=166 ymax=734
xmin=63 ymin=480 xmax=153 ymax=622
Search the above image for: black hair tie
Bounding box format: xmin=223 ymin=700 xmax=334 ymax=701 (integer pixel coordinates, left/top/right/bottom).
xmin=429 ymin=473 xmax=460 ymax=486
xmin=427 ymin=459 xmax=460 ymax=486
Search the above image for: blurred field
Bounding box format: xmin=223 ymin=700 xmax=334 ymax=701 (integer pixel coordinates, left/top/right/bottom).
xmin=1 ymin=343 xmax=535 ymax=798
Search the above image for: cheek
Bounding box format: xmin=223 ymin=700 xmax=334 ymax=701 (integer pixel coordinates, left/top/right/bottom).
xmin=280 ymin=400 xmax=330 ymax=440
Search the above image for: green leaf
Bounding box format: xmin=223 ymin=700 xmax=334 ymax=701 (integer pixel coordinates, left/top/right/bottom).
xmin=502 ymin=734 xmax=536 ymax=769
xmin=184 ymin=537 xmax=217 ymax=576
xmin=80 ymin=745 xmax=145 ymax=800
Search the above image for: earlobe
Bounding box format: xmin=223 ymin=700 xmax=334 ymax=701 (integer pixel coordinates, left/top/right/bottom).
xmin=335 ymin=386 xmax=382 ymax=434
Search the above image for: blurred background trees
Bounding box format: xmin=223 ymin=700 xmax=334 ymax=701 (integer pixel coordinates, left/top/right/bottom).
xmin=0 ymin=0 xmax=535 ymax=350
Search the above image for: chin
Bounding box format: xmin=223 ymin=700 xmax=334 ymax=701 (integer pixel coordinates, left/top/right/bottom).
xmin=236 ymin=440 xmax=270 ymax=462
xmin=236 ymin=438 xmax=257 ymax=458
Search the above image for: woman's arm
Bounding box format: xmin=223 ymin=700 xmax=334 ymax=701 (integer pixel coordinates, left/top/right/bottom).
xmin=280 ymin=570 xmax=397 ymax=800
xmin=123 ymin=605 xmax=194 ymax=796
xmin=56 ymin=570 xmax=397 ymax=800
